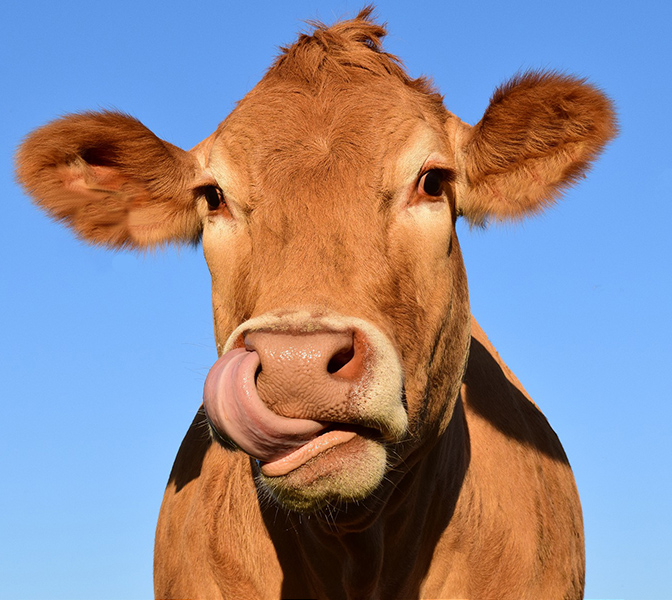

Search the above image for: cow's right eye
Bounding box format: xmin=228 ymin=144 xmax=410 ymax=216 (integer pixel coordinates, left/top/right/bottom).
xmin=203 ymin=186 xmax=224 ymax=211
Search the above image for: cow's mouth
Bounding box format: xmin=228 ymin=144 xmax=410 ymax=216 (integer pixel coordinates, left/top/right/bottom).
xmin=203 ymin=317 xmax=408 ymax=510
xmin=258 ymin=422 xmax=382 ymax=477
xmin=203 ymin=348 xmax=390 ymax=473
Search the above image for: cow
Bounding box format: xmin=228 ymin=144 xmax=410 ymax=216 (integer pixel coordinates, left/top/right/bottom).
xmin=16 ymin=8 xmax=615 ymax=600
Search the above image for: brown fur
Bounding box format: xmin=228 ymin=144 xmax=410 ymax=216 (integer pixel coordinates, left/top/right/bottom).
xmin=15 ymin=111 xmax=203 ymax=248
xmin=461 ymin=70 xmax=617 ymax=225
xmin=15 ymin=8 xmax=615 ymax=600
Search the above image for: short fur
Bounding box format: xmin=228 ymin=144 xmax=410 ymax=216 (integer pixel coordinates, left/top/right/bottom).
xmin=16 ymin=111 xmax=202 ymax=248
xmin=15 ymin=8 xmax=615 ymax=600
xmin=461 ymin=71 xmax=617 ymax=224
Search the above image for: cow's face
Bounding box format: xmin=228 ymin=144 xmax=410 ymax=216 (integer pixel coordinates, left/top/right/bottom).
xmin=197 ymin=69 xmax=472 ymax=509
xmin=16 ymin=17 xmax=615 ymax=512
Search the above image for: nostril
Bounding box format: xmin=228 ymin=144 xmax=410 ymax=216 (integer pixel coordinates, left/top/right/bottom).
xmin=328 ymin=332 xmax=367 ymax=381
xmin=327 ymin=345 xmax=355 ymax=374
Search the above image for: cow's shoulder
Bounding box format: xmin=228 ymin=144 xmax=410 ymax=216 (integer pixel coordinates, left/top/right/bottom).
xmin=444 ymin=317 xmax=585 ymax=597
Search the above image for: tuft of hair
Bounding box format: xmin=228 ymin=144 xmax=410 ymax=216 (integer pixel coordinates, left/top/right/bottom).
xmin=271 ymin=5 xmax=440 ymax=101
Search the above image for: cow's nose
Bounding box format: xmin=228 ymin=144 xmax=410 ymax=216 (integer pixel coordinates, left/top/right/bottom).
xmin=244 ymin=330 xmax=366 ymax=420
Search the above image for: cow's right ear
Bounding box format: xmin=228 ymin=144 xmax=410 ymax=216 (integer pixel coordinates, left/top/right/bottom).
xmin=15 ymin=111 xmax=206 ymax=249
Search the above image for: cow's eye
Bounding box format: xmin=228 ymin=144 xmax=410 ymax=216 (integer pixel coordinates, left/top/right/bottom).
xmin=203 ymin=185 xmax=225 ymax=211
xmin=419 ymin=169 xmax=444 ymax=197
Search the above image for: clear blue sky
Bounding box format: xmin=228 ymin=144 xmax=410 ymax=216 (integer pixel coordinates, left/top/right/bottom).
xmin=1 ymin=1 xmax=670 ymax=598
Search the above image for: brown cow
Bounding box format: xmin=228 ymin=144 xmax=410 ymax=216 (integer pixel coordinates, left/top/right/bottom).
xmin=16 ymin=9 xmax=615 ymax=600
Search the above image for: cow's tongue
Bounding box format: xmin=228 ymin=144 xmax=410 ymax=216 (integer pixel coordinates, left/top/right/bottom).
xmin=203 ymin=348 xmax=326 ymax=463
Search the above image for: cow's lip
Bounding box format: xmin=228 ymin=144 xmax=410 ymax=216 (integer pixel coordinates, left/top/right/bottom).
xmin=257 ymin=423 xmax=381 ymax=477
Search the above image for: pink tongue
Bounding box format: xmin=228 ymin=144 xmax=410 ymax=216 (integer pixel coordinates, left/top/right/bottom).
xmin=203 ymin=348 xmax=326 ymax=463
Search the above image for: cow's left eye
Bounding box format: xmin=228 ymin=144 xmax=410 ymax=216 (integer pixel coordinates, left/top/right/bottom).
xmin=418 ymin=169 xmax=444 ymax=197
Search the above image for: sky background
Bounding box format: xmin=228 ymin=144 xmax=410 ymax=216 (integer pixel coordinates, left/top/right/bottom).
xmin=1 ymin=1 xmax=670 ymax=598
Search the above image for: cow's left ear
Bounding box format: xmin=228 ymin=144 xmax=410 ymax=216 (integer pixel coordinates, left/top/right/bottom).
xmin=455 ymin=71 xmax=617 ymax=225
xmin=16 ymin=111 xmax=206 ymax=249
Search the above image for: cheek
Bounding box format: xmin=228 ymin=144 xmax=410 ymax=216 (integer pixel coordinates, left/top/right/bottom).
xmin=420 ymin=235 xmax=470 ymax=433
xmin=387 ymin=209 xmax=468 ymax=422
xmin=202 ymin=220 xmax=251 ymax=352
xmin=391 ymin=204 xmax=455 ymax=306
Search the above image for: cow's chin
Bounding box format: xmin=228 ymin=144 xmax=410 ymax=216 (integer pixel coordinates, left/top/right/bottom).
xmin=255 ymin=434 xmax=387 ymax=512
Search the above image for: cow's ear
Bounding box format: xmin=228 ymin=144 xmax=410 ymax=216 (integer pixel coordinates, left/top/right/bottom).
xmin=455 ymin=72 xmax=617 ymax=225
xmin=16 ymin=111 xmax=205 ymax=249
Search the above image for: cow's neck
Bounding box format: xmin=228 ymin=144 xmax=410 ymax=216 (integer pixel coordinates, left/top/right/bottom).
xmin=268 ymin=397 xmax=470 ymax=599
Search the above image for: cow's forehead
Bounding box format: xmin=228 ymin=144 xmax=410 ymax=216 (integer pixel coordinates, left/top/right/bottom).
xmin=207 ymin=74 xmax=453 ymax=209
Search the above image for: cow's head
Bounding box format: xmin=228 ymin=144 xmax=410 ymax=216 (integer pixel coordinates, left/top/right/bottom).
xmin=16 ymin=11 xmax=615 ymax=512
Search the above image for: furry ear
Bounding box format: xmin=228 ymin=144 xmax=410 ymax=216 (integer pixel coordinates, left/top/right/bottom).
xmin=16 ymin=111 xmax=203 ymax=249
xmin=457 ymin=71 xmax=617 ymax=224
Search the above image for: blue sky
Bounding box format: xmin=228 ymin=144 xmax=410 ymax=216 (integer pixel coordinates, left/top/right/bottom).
xmin=1 ymin=0 xmax=670 ymax=598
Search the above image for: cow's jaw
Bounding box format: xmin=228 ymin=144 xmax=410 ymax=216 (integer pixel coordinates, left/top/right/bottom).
xmin=203 ymin=311 xmax=407 ymax=511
